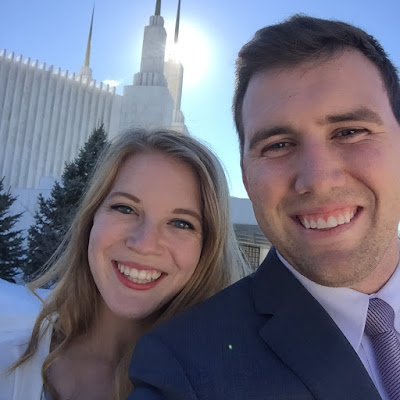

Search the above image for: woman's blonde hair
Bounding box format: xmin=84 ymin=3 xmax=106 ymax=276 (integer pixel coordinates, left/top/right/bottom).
xmin=14 ymin=128 xmax=249 ymax=399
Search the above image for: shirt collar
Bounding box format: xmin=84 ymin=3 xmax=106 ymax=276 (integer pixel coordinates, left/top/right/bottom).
xmin=276 ymin=248 xmax=400 ymax=352
xmin=374 ymin=256 xmax=400 ymax=332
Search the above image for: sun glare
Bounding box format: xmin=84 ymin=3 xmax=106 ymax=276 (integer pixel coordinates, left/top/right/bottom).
xmin=165 ymin=21 xmax=210 ymax=87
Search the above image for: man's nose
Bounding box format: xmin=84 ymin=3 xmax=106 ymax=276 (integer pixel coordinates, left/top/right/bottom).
xmin=294 ymin=142 xmax=346 ymax=195
xmin=125 ymin=220 xmax=163 ymax=255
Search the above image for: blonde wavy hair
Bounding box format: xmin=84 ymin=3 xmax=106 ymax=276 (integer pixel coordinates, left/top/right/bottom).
xmin=13 ymin=128 xmax=249 ymax=399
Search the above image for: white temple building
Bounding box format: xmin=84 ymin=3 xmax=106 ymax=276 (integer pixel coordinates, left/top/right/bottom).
xmin=0 ymin=1 xmax=186 ymax=190
xmin=0 ymin=1 xmax=270 ymax=269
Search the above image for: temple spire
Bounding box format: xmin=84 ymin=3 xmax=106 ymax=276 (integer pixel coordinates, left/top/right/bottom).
xmin=80 ymin=5 xmax=94 ymax=81
xmin=174 ymin=0 xmax=181 ymax=44
xmin=84 ymin=5 xmax=95 ymax=67
xmin=155 ymin=0 xmax=161 ymax=16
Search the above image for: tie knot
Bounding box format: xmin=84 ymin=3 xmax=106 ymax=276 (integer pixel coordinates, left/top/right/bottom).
xmin=365 ymin=298 xmax=395 ymax=337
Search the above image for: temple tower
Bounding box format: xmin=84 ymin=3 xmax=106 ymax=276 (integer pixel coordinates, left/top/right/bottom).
xmin=164 ymin=0 xmax=186 ymax=133
xmin=1 ymin=2 xmax=188 ymax=232
xmin=119 ymin=0 xmax=186 ymax=133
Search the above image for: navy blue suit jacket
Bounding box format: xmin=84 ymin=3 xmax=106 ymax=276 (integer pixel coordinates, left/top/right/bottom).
xmin=128 ymin=249 xmax=381 ymax=399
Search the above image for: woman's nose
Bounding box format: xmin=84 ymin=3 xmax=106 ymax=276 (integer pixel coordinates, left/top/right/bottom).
xmin=125 ymin=221 xmax=163 ymax=255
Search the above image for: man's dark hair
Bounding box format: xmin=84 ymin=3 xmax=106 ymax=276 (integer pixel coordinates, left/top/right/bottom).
xmin=233 ymin=14 xmax=400 ymax=159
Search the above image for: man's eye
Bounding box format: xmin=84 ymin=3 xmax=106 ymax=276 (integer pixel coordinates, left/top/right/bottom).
xmin=336 ymin=128 xmax=368 ymax=138
xmin=269 ymin=142 xmax=290 ymax=149
xmin=261 ymin=141 xmax=295 ymax=157
xmin=170 ymin=220 xmax=194 ymax=230
xmin=111 ymin=204 xmax=135 ymax=214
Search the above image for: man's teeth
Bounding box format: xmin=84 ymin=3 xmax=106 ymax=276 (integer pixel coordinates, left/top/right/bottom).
xmin=299 ymin=209 xmax=356 ymax=230
xmin=117 ymin=263 xmax=162 ymax=283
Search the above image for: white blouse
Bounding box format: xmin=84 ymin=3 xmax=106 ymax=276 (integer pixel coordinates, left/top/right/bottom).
xmin=0 ymin=279 xmax=52 ymax=400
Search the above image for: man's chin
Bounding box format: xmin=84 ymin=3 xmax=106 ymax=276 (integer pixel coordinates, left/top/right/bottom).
xmin=290 ymin=255 xmax=374 ymax=288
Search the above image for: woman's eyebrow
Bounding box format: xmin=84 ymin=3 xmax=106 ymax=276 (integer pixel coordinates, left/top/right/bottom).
xmin=173 ymin=208 xmax=202 ymax=224
xmin=108 ymin=191 xmax=141 ymax=203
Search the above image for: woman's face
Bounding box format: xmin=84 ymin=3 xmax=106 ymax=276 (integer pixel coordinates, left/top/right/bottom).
xmin=88 ymin=151 xmax=203 ymax=320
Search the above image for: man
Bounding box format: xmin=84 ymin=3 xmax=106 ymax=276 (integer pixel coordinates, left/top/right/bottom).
xmin=127 ymin=15 xmax=400 ymax=399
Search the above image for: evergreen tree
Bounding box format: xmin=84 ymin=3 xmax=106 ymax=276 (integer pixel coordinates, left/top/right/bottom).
xmin=24 ymin=124 xmax=108 ymax=281
xmin=0 ymin=177 xmax=24 ymax=282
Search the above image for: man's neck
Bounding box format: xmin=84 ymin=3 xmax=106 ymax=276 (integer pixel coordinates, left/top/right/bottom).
xmin=350 ymin=235 xmax=400 ymax=294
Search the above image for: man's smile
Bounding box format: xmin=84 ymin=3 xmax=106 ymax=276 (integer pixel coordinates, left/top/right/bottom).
xmin=296 ymin=206 xmax=360 ymax=230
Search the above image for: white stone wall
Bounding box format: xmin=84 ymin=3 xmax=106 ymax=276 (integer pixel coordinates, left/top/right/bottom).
xmin=164 ymin=59 xmax=183 ymax=113
xmin=230 ymin=196 xmax=258 ymax=225
xmin=140 ymin=15 xmax=167 ymax=77
xmin=164 ymin=59 xmax=187 ymax=134
xmin=0 ymin=50 xmax=117 ymax=190
xmin=120 ymin=84 xmax=174 ymax=131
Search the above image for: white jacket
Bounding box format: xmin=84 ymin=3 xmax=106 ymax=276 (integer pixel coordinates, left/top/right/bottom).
xmin=0 ymin=279 xmax=52 ymax=400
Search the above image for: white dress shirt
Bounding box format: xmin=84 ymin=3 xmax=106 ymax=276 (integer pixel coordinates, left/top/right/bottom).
xmin=277 ymin=250 xmax=400 ymax=400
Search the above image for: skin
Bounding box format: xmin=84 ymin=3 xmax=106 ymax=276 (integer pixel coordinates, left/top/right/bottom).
xmin=88 ymin=151 xmax=203 ymax=321
xmin=241 ymin=49 xmax=400 ymax=294
xmin=49 ymin=152 xmax=203 ymax=399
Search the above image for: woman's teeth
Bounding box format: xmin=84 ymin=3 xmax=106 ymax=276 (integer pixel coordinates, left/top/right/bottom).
xmin=117 ymin=263 xmax=162 ymax=283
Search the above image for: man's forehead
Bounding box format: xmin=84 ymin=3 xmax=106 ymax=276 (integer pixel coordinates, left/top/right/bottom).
xmin=242 ymin=50 xmax=386 ymax=134
xmin=246 ymin=49 xmax=372 ymax=90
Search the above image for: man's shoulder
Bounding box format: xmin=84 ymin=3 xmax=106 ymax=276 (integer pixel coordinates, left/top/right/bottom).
xmin=191 ymin=271 xmax=256 ymax=310
xmin=152 ymin=273 xmax=257 ymax=338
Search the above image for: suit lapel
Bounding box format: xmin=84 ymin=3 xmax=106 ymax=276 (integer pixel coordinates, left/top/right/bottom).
xmin=253 ymin=249 xmax=381 ymax=400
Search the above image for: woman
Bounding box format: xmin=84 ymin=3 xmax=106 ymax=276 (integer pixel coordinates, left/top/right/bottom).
xmin=0 ymin=128 xmax=249 ymax=400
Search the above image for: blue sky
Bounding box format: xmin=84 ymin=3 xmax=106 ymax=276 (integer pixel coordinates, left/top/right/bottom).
xmin=1 ymin=0 xmax=400 ymax=198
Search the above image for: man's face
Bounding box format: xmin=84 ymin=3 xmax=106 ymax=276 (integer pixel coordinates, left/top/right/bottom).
xmin=241 ymin=50 xmax=400 ymax=293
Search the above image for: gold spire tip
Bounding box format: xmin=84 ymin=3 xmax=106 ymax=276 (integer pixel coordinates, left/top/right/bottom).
xmin=155 ymin=0 xmax=161 ymax=16
xmin=84 ymin=5 xmax=95 ymax=68
xmin=174 ymin=0 xmax=181 ymax=44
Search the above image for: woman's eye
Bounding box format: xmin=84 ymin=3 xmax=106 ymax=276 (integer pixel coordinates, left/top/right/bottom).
xmin=111 ymin=204 xmax=135 ymax=215
xmin=170 ymin=220 xmax=194 ymax=230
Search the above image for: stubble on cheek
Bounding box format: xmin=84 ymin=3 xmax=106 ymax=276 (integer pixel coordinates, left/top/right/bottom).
xmin=278 ymin=230 xmax=393 ymax=288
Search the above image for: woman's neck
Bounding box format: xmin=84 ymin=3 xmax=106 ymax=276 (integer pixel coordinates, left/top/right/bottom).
xmin=48 ymin=301 xmax=156 ymax=399
xmin=76 ymin=301 xmax=154 ymax=364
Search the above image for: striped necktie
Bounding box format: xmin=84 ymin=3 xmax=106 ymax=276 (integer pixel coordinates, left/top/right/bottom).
xmin=365 ymin=298 xmax=400 ymax=400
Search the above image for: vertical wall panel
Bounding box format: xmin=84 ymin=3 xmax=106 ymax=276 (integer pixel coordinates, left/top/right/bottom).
xmin=69 ymin=75 xmax=85 ymax=162
xmin=21 ymin=60 xmax=42 ymax=188
xmin=47 ymin=68 xmax=64 ymax=175
xmin=63 ymin=75 xmax=77 ymax=168
xmin=0 ymin=51 xmax=116 ymax=192
xmin=11 ymin=59 xmax=32 ymax=186
xmin=3 ymin=54 xmax=24 ymax=187
xmin=37 ymin=66 xmax=56 ymax=186
xmin=55 ymin=73 xmax=72 ymax=177
xmin=28 ymin=63 xmax=50 ymax=188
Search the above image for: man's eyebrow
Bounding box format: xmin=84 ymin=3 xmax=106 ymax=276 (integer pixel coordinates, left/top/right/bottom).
xmin=248 ymin=126 xmax=296 ymax=152
xmin=319 ymin=107 xmax=383 ymax=125
xmin=173 ymin=208 xmax=202 ymax=225
xmin=108 ymin=191 xmax=140 ymax=203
